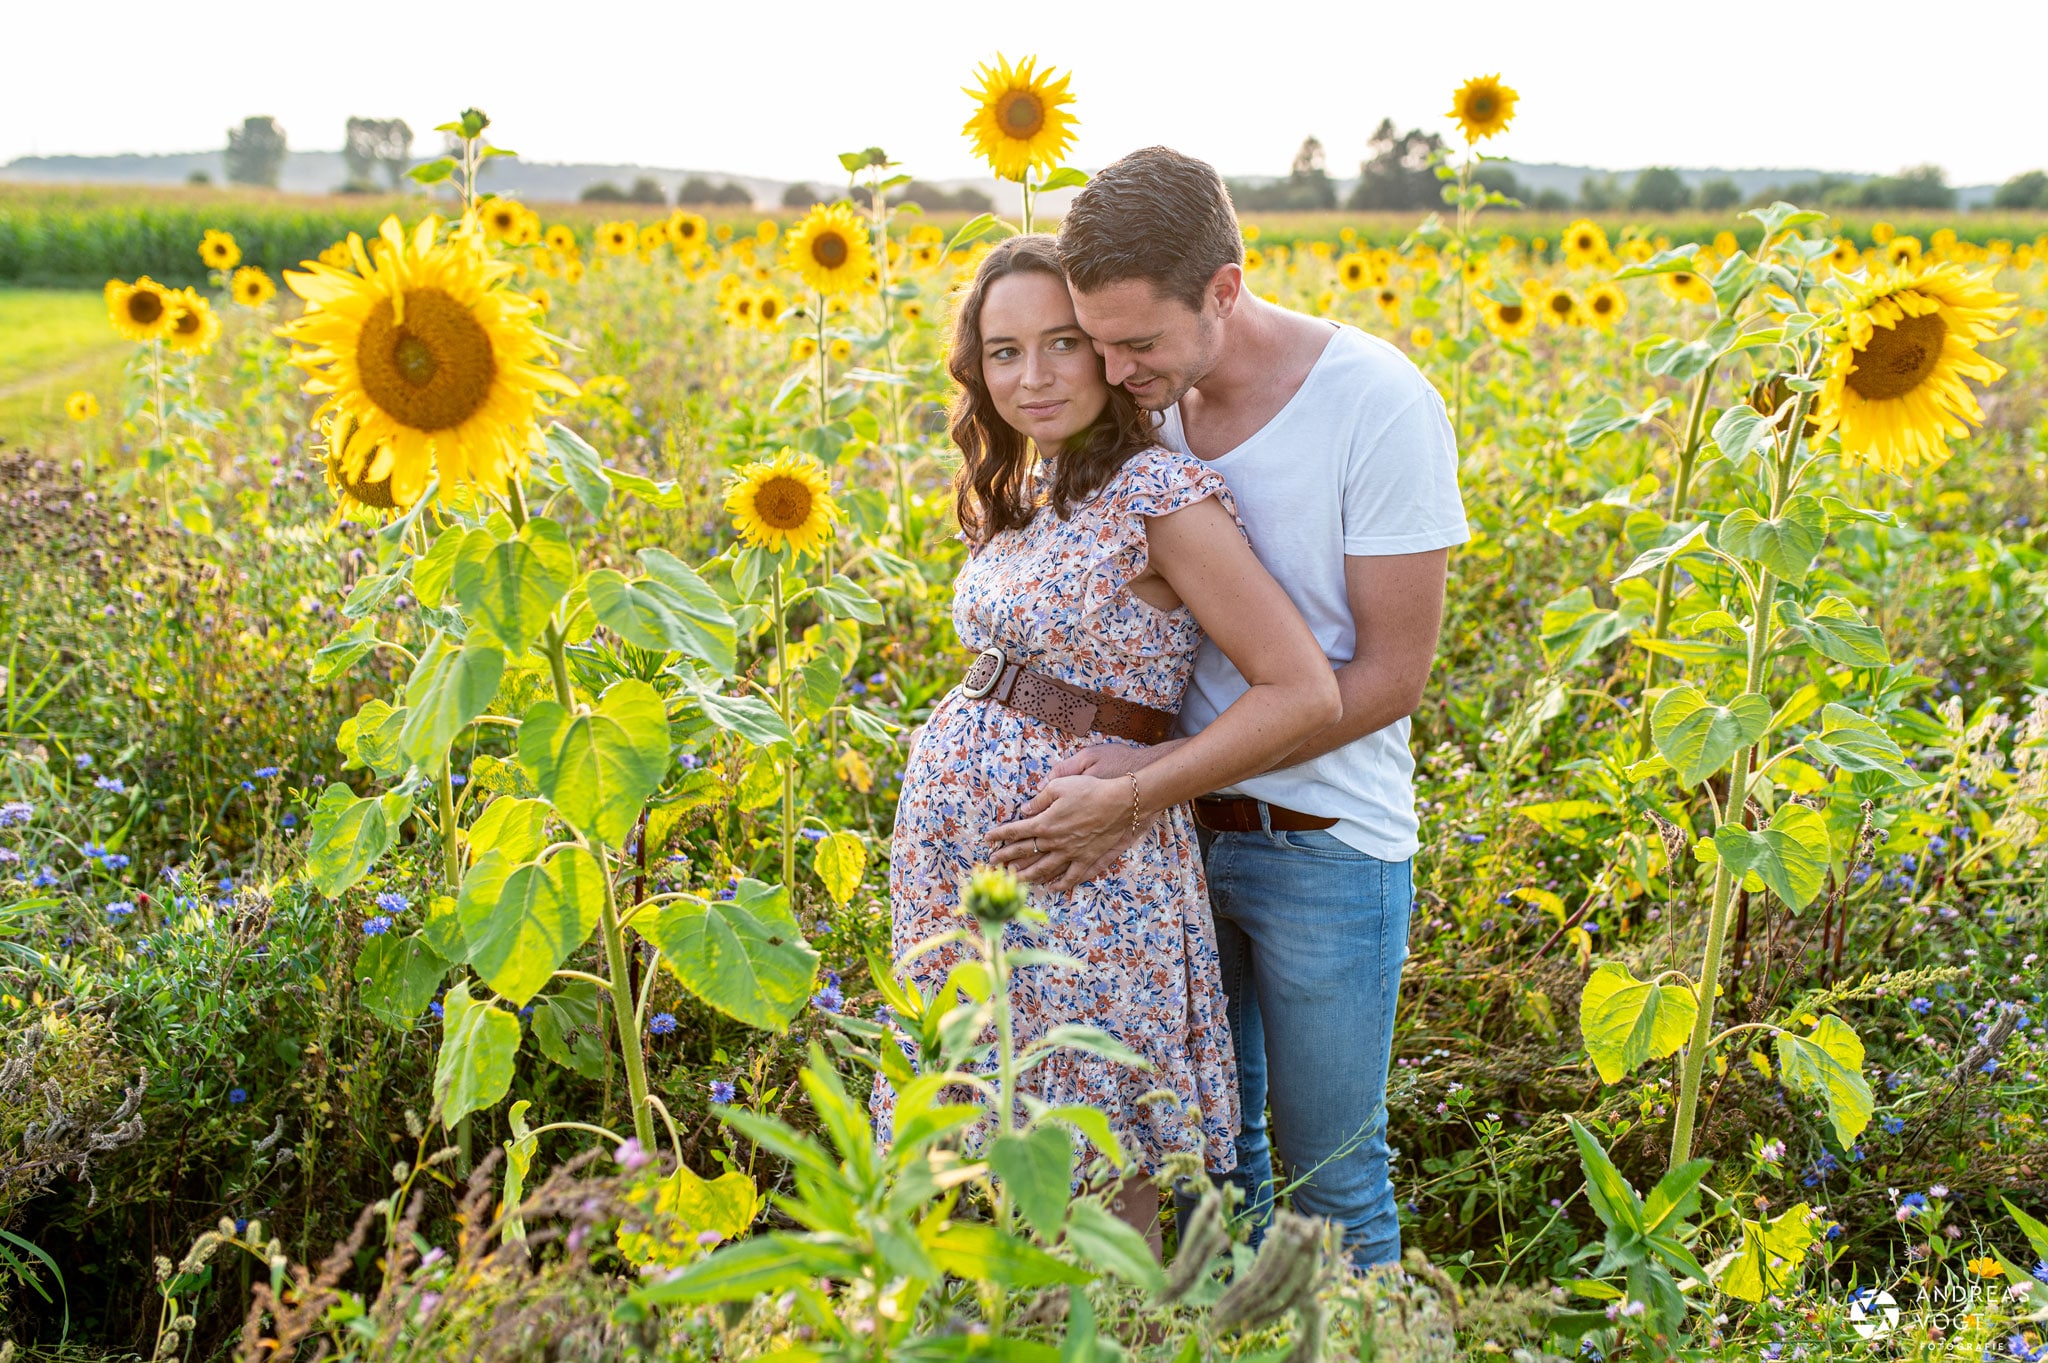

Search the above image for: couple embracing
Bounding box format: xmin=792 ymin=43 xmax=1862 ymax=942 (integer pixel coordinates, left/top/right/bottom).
xmin=877 ymin=147 xmax=1468 ymax=1268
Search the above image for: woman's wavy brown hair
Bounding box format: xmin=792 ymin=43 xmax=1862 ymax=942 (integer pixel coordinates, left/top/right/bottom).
xmin=947 ymin=235 xmax=1157 ymax=545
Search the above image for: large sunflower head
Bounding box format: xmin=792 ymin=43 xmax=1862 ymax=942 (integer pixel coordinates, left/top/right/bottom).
xmin=280 ymin=215 xmax=578 ymax=510
xmin=199 ymin=230 xmax=241 ymax=271
xmin=1448 ymin=74 xmax=1518 ymax=144
xmin=962 ymin=53 xmax=1078 ymax=182
xmin=231 ymin=266 xmax=276 ymax=308
xmin=164 ymin=288 xmax=220 ymax=354
xmin=1813 ymin=263 xmax=2016 ymax=477
xmin=105 ymin=276 xmax=179 ymax=342
xmin=785 ymin=201 xmax=875 ymax=296
xmin=723 ymin=449 xmax=841 ymax=557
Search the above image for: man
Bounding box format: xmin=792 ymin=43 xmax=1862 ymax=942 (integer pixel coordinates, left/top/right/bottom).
xmin=990 ymin=146 xmax=1466 ymax=1268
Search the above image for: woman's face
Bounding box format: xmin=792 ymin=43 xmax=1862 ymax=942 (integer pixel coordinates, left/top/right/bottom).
xmin=978 ymin=269 xmax=1111 ymax=450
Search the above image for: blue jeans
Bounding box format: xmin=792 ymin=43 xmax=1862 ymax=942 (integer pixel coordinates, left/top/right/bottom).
xmin=1188 ymin=819 xmax=1412 ymax=1269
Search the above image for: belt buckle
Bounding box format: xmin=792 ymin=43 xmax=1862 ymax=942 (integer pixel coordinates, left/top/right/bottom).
xmin=960 ymin=646 xmax=1006 ymax=699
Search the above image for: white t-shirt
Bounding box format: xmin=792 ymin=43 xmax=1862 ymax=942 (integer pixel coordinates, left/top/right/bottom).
xmin=1161 ymin=324 xmax=1468 ymax=860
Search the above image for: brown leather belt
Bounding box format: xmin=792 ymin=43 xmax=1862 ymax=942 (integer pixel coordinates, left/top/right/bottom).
xmin=1192 ymin=796 xmax=1337 ymax=833
xmin=959 ymin=646 xmax=1177 ymax=746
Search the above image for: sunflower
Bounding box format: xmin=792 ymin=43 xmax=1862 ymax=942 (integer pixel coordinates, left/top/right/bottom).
xmin=754 ymin=286 xmax=788 ymax=328
xmin=66 ymin=390 xmax=99 ymax=421
xmin=828 ymin=337 xmax=854 ymax=363
xmin=1336 ymin=252 xmax=1372 ymax=292
xmin=1244 ymin=247 xmax=1265 ymax=272
xmin=480 ymin=198 xmax=526 ymax=243
xmin=1460 ymin=255 xmax=1490 ymax=287
xmin=105 ymin=277 xmax=179 ymax=342
xmin=164 ymin=288 xmax=220 ymax=354
xmin=545 ymin=224 xmax=579 ymax=255
xmin=529 ymin=285 xmax=551 ymax=313
xmin=319 ymin=414 xmax=401 ymax=512
xmin=1374 ymin=287 xmax=1401 ymax=325
xmin=1563 ymin=220 xmax=1610 ymax=269
xmin=1871 ymin=221 xmax=1895 ymax=246
xmin=1827 ymin=238 xmax=1862 ymax=272
xmin=281 ymin=215 xmax=578 ymax=509
xmin=785 ymin=201 xmax=875 ymax=296
xmin=666 ymin=211 xmax=707 ymax=251
xmin=724 ymin=449 xmax=840 ymax=556
xmin=1481 ymin=296 xmax=1537 ymax=340
xmin=902 ymin=299 xmax=925 ymax=324
xmin=1538 ymin=285 xmax=1583 ymax=328
xmin=1813 ymin=263 xmax=2015 ymax=476
xmin=756 ymin=220 xmax=778 ymax=244
xmin=199 ymin=230 xmax=241 ymax=271
xmin=599 ymin=221 xmax=637 ymax=256
xmin=1447 ymin=74 xmax=1518 ymax=144
xmin=790 ymin=335 xmax=818 ymax=364
xmin=1583 ymin=282 xmax=1628 ymax=331
xmin=1409 ymin=326 xmax=1435 ymax=350
xmin=1659 ymin=270 xmax=1715 ymax=306
xmin=962 ymin=53 xmax=1078 ymax=181
xmin=231 ymin=266 xmax=276 ymax=308
xmin=318 ymin=240 xmax=354 ymax=270
xmin=723 ymin=291 xmax=759 ymax=328
xmin=1886 ymin=236 xmax=1923 ymax=271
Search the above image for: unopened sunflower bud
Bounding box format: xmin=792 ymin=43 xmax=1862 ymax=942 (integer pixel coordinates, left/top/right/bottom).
xmin=960 ymin=865 xmax=1027 ymax=925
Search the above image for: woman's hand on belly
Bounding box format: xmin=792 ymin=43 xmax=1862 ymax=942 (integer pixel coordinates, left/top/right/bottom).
xmin=986 ymin=773 xmax=1144 ymax=893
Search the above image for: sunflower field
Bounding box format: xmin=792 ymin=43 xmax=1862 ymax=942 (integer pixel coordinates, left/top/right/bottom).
xmin=1 ymin=72 xmax=2046 ymax=1363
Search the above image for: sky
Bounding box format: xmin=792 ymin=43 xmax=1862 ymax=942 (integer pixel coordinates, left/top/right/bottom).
xmin=5 ymin=0 xmax=2044 ymax=187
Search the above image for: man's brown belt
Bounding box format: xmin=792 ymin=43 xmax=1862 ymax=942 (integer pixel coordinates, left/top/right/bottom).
xmin=1191 ymin=796 xmax=1337 ymax=833
xmin=959 ymin=646 xmax=1176 ymax=746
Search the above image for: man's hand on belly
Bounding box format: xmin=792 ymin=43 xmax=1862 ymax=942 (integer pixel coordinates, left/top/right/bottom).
xmin=1050 ymin=736 xmax=1186 ymax=782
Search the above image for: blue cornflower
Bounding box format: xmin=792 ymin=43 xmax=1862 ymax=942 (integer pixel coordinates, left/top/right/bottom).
xmin=449 ymin=774 xmax=466 ymax=788
xmin=1910 ymin=997 xmax=1932 ymax=1015
xmin=812 ymin=970 xmax=844 ymax=1014
xmin=33 ymin=867 xmax=58 ymax=887
xmin=217 ymin=877 xmax=235 ymax=894
xmin=75 ymin=753 xmax=93 ymax=769
xmin=1801 ymin=1151 xmax=1840 ymax=1187
xmin=1882 ymin=1116 xmax=1905 ymax=1135
xmin=1459 ymin=831 xmax=1486 ymax=844
xmin=709 ymin=1080 xmax=736 ymax=1104
xmin=106 ymin=901 xmax=135 ymax=918
xmin=239 ymin=780 xmax=254 ymax=792
xmin=362 ymin=915 xmax=394 ymax=937
xmin=648 ymin=1012 xmax=678 ymax=1035
xmin=867 ymin=672 xmax=885 ymax=687
xmin=2032 ymin=1260 xmax=2048 ymax=1285
xmin=0 ymin=800 xmax=32 ymax=827
xmin=253 ymin=766 xmax=281 ymax=779
xmin=429 ymin=1000 xmax=444 ymax=1019
xmin=235 ymin=1218 xmax=248 ymax=1233
xmin=93 ymin=775 xmax=125 ymax=794
xmin=1981 ymin=1058 xmax=2000 ymax=1075
xmin=228 ymin=1088 xmax=248 ymax=1105
xmin=1900 ymin=1191 xmax=1929 ymax=1213
xmin=101 ymin=852 xmax=129 ymax=870
xmin=375 ymin=891 xmax=410 ymax=914
xmin=799 ymin=828 xmax=826 ymax=842
xmin=678 ymin=753 xmax=702 ymax=770
xmin=1582 ymin=920 xmax=1599 ymax=935
xmin=281 ymin=814 xmax=297 ymax=829
xmin=1824 ymin=1222 xmax=1843 ymax=1241
xmin=716 ymin=885 xmax=736 ymax=900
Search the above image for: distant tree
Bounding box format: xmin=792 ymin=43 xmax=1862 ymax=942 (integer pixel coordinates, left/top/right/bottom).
xmin=225 ymin=116 xmax=287 ymax=188
xmin=895 ymin=181 xmax=995 ymax=212
xmin=676 ymin=176 xmax=753 ymax=207
xmin=580 ymin=181 xmax=628 ymax=202
xmin=1345 ymin=120 xmax=1445 ymax=211
xmin=1470 ymin=165 xmax=1522 ymax=205
xmin=1532 ymin=187 xmax=1571 ymax=212
xmin=781 ymin=182 xmax=820 ymax=209
xmin=186 ymin=169 xmax=212 ymax=187
xmin=1851 ymin=165 xmax=1954 ymax=210
xmin=1577 ymin=175 xmax=1622 ymax=212
xmin=1993 ymin=170 xmax=2048 ymax=210
xmin=1630 ymin=167 xmax=1692 ymax=213
xmin=1748 ymin=174 xmax=1854 ymax=208
xmin=1696 ymin=178 xmax=1742 ymax=212
xmin=628 ymin=176 xmax=668 ymax=205
xmin=1286 ymin=136 xmax=1338 ymax=210
xmin=343 ymin=117 xmax=413 ymax=191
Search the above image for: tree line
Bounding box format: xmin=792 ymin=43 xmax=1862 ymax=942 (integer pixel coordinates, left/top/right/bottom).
xmin=1231 ymin=125 xmax=2048 ymax=213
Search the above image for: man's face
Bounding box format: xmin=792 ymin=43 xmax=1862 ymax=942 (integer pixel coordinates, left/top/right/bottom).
xmin=1068 ymin=273 xmax=1229 ymax=412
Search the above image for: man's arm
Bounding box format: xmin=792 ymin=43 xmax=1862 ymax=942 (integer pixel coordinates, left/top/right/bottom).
xmin=1261 ymin=547 xmax=1448 ymax=771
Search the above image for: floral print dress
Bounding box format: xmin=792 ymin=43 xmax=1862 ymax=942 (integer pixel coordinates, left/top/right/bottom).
xmin=877 ymin=447 xmax=1241 ymax=1173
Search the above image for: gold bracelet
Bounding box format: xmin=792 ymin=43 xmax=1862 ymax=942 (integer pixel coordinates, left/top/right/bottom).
xmin=1128 ymin=773 xmax=1142 ymax=835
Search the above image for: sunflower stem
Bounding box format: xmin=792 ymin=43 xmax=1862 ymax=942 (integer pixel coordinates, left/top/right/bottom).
xmin=1638 ymin=360 xmax=1720 ymax=752
xmin=771 ymin=567 xmax=796 ymax=892
xmin=1666 ymin=394 xmax=1805 ymax=1169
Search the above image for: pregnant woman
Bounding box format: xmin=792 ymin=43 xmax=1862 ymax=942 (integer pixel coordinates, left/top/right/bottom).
xmin=877 ymin=235 xmax=1338 ymax=1239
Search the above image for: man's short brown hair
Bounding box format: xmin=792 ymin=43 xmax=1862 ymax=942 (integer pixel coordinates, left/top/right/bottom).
xmin=1057 ymin=146 xmax=1243 ymax=310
